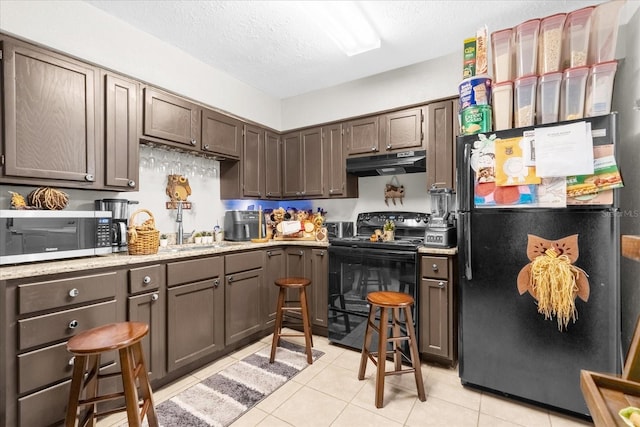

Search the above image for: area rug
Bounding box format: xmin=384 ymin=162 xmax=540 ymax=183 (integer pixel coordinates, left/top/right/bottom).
xmin=142 ymin=340 xmax=324 ymax=427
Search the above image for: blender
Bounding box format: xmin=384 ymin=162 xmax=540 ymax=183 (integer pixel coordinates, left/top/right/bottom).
xmin=424 ymin=185 xmax=456 ymax=248
xmin=95 ymin=199 xmax=138 ymax=252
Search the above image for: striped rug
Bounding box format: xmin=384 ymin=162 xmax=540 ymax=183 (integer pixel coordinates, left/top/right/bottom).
xmin=147 ymin=340 xmax=324 ymax=427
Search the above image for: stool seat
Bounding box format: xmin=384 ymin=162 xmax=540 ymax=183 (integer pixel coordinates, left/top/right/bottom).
xmin=270 ymin=277 xmax=314 ymax=364
xmin=65 ymin=321 xmax=157 ymax=427
xmin=367 ymin=291 xmax=414 ymax=308
xmin=359 ymin=291 xmax=425 ymax=408
xmin=67 ymin=322 xmax=149 ymax=354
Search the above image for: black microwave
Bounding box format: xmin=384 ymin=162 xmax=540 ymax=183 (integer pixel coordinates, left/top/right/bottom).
xmin=0 ymin=210 xmax=112 ymax=265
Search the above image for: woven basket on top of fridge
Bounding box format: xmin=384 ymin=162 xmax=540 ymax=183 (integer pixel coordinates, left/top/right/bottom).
xmin=127 ymin=209 xmax=160 ymax=255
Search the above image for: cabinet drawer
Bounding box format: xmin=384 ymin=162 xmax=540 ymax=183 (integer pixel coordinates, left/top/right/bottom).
xmin=421 ymin=256 xmax=448 ymax=280
xmin=225 ymin=251 xmax=263 ymax=274
xmin=19 ymin=300 xmax=117 ymax=351
xmin=18 ymin=272 xmax=117 ymax=315
xmin=18 ymin=341 xmax=116 ymax=394
xmin=167 ymin=256 xmax=223 ymax=286
xmin=129 ymin=264 xmax=163 ymax=293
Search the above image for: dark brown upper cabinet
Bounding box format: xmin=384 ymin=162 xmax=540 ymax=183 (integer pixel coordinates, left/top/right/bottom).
xmin=426 ymin=99 xmax=456 ymax=189
xmin=379 ymin=107 xmax=425 ymax=152
xmin=323 ymin=123 xmax=357 ymax=199
xmin=142 ymin=87 xmax=201 ymax=150
xmin=282 ymin=131 xmax=302 ymax=198
xmin=345 ymin=116 xmax=379 ymax=156
xmin=264 ymin=131 xmax=282 ymax=199
xmin=242 ymin=124 xmax=264 ymax=198
xmin=300 ymin=127 xmax=324 ymax=198
xmin=201 ymin=108 xmax=242 ymax=159
xmin=1 ymin=38 xmax=100 ymax=188
xmin=103 ymin=72 xmax=139 ymax=190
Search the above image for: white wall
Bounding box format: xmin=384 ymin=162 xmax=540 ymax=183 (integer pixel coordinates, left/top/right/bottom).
xmin=0 ymin=0 xmax=282 ymax=130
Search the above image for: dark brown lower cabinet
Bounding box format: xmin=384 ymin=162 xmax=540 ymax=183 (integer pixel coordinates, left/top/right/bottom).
xmin=310 ymin=248 xmax=328 ymax=329
xmin=224 ymin=251 xmax=264 ymax=345
xmin=264 ymin=247 xmax=286 ymax=330
xmin=166 ymin=257 xmax=224 ymax=372
xmin=419 ymin=255 xmax=458 ymax=366
xmin=128 ymin=292 xmax=164 ymax=381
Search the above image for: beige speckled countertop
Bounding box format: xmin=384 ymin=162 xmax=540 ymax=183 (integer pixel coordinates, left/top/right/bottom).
xmin=1 ymin=241 xmax=458 ymax=281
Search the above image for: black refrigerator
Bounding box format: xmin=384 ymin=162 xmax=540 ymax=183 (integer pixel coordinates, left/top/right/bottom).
xmin=456 ymin=113 xmax=621 ymax=416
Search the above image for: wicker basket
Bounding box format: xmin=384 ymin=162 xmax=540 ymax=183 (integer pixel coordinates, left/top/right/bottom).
xmin=127 ymin=209 xmax=160 ymax=255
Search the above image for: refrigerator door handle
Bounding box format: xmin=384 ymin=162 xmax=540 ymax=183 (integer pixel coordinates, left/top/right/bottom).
xmin=461 ymin=212 xmax=472 ymax=280
xmin=459 ymin=141 xmax=471 ymax=212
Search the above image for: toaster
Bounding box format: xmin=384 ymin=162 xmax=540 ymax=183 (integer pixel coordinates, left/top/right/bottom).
xmin=224 ymin=210 xmax=260 ymax=241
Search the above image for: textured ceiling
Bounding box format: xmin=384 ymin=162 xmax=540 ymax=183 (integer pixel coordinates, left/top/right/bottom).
xmin=84 ymin=0 xmax=614 ymax=99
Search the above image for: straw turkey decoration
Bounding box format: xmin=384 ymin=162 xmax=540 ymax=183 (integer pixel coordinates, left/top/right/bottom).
xmin=516 ymin=234 xmax=590 ymax=331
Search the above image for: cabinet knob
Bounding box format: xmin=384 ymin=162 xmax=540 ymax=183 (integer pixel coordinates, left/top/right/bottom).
xmin=68 ymin=356 xmax=75 ymax=366
xmin=228 ymin=276 xmax=233 ymax=283
xmin=432 ymin=264 xmax=439 ymax=271
xmin=298 ymin=250 xmax=303 ymax=256
xmin=320 ymin=250 xmax=325 ymax=256
xmin=190 ymin=139 xmax=197 ymax=146
xmin=386 ymin=144 xmax=392 ymax=150
xmin=371 ymin=147 xmax=376 ymax=151
xmin=203 ymin=144 xmax=210 ymax=151
xmin=267 ymin=250 xmax=272 ymax=257
xmin=213 ymin=278 xmax=220 ymax=287
xmin=438 ymin=281 xmax=445 ymax=288
xmin=68 ymin=319 xmax=79 ymax=329
xmin=127 ymin=180 xmax=136 ymax=187
xmin=85 ymin=174 xmax=95 ymax=182
xmin=68 ymin=288 xmax=79 ymax=298
xmin=151 ymin=292 xmax=159 ymax=301
xmin=143 ymin=275 xmax=152 ymax=284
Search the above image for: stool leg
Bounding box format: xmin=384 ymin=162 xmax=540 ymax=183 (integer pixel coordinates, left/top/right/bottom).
xmin=404 ymin=306 xmax=426 ymax=402
xmin=65 ymin=355 xmax=88 ymax=427
xmin=358 ymin=304 xmax=376 ymax=380
xmin=375 ymin=306 xmax=389 ymax=408
xmin=132 ymin=342 xmax=159 ymax=427
xmin=299 ymin=287 xmax=314 ymax=364
xmin=119 ymin=346 xmax=142 ymax=427
xmin=270 ymin=287 xmax=286 ymax=363
xmin=392 ymin=307 xmax=402 ymax=372
xmin=84 ymin=354 xmax=101 ymax=427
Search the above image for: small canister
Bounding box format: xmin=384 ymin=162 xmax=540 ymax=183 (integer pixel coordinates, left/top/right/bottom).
xmin=458 ymin=75 xmax=493 ymax=111
xmin=460 ymin=105 xmax=492 ymax=135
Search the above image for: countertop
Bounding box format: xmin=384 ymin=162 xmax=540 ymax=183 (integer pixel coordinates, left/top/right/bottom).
xmin=1 ymin=240 xmax=458 ymax=281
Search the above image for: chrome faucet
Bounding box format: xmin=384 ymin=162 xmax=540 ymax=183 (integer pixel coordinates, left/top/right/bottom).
xmin=176 ymin=201 xmax=184 ymax=244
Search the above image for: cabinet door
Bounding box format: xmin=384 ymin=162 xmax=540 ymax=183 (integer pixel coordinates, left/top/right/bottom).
xmin=201 ymin=108 xmax=242 ymax=158
xmin=284 ymin=247 xmax=307 ymax=321
xmin=142 ymin=87 xmax=200 ymax=149
xmin=345 ymin=116 xmax=379 ymax=155
xmin=324 ymin=123 xmax=346 ymax=197
xmin=301 ymin=126 xmax=324 ymax=197
xmin=104 ymin=73 xmax=139 ymax=190
xmin=426 ymin=99 xmax=455 ymax=189
xmin=380 ymin=107 xmax=424 ymax=152
xmin=264 ymin=131 xmax=282 ymax=198
xmin=419 ymin=278 xmax=450 ymax=359
xmin=225 ymin=268 xmax=263 ymax=345
xmin=2 ymin=39 xmax=98 ymax=184
xmin=128 ymin=291 xmax=164 ymax=381
xmin=310 ymin=248 xmax=328 ymax=327
xmin=282 ymin=131 xmax=303 ymax=197
xmin=166 ymin=278 xmax=223 ymax=372
xmin=264 ymin=248 xmax=285 ymax=329
xmin=242 ymin=124 xmax=264 ymax=198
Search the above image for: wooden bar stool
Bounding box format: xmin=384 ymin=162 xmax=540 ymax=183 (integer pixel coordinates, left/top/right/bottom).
xmin=65 ymin=322 xmax=158 ymax=427
xmin=358 ymin=291 xmax=426 ymax=408
xmin=270 ymin=277 xmax=314 ymax=364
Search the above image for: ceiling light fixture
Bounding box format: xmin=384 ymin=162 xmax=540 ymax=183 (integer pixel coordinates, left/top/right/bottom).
xmin=304 ymin=1 xmax=381 ymax=56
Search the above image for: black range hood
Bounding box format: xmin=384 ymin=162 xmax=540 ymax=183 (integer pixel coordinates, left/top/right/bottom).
xmin=346 ymin=150 xmax=426 ymax=177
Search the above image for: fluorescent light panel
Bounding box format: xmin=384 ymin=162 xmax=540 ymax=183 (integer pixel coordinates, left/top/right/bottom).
xmin=306 ymin=1 xmax=381 ymax=56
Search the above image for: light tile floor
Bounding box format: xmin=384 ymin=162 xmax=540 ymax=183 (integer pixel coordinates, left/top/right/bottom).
xmin=98 ymin=331 xmax=593 ymax=427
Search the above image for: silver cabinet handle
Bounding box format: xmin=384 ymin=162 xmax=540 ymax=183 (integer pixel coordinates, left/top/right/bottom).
xmin=151 ymin=292 xmax=159 ymax=301
xmin=85 ymin=174 xmax=95 ymax=182
xmin=143 ymin=275 xmax=152 ymax=285
xmin=190 ymin=139 xmax=197 ymax=146
xmin=432 ymin=264 xmax=438 ymax=271
xmin=386 ymin=144 xmax=392 ymax=149
xmin=319 ymin=250 xmax=325 ymax=256
xmin=267 ymin=250 xmax=272 ymax=257
xmin=203 ymin=144 xmax=210 ymax=151
xmin=371 ymin=147 xmax=376 ymax=151
xmin=213 ymin=278 xmax=220 ymax=288
xmin=127 ymin=180 xmax=136 ymax=187
xmin=438 ymin=281 xmax=445 ymax=289
xmin=68 ymin=356 xmax=75 ymax=366
xmin=68 ymin=320 xmax=79 ymax=329
xmin=228 ymin=276 xmax=233 ymax=283
xmin=298 ymin=250 xmax=303 ymax=256
xmin=68 ymin=288 xmax=79 ymax=298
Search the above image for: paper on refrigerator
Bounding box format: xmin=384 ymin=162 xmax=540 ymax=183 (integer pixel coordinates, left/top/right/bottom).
xmin=533 ymin=122 xmax=595 ymax=177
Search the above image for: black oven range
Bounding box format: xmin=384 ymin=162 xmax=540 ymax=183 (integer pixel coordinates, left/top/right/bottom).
xmin=327 ymin=211 xmax=429 ymax=353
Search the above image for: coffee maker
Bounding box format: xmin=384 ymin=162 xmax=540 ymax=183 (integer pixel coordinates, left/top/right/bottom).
xmin=424 ymin=185 xmax=457 ymax=248
xmin=95 ymin=199 xmax=138 ymax=252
